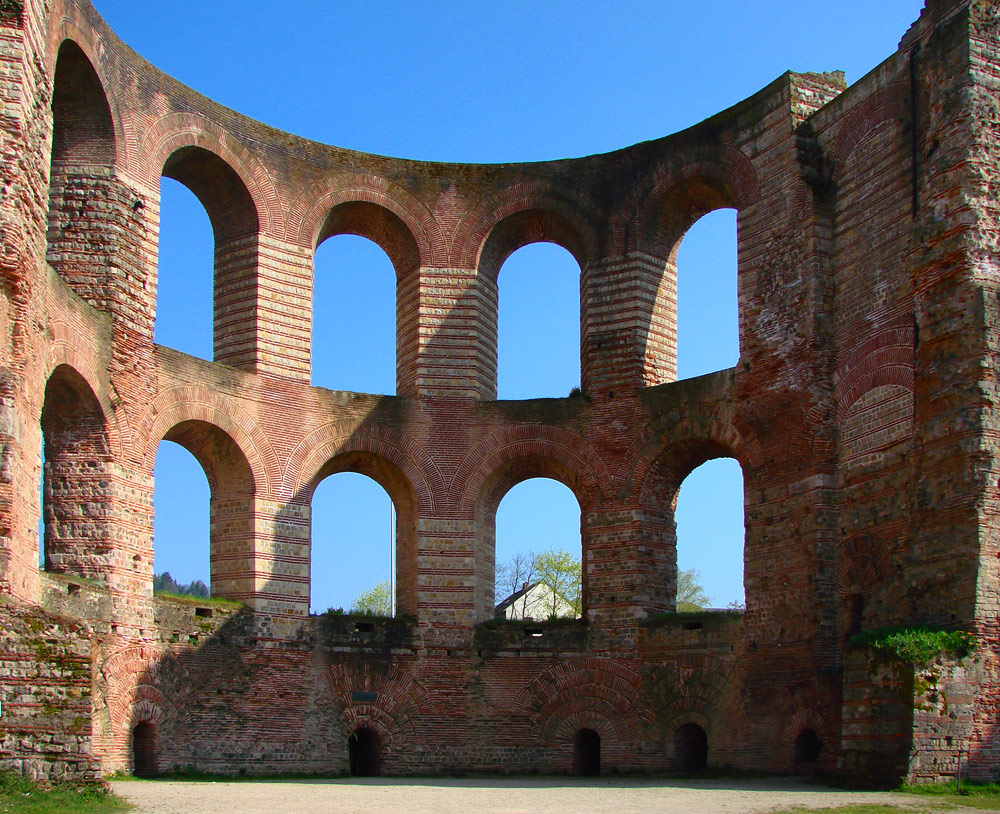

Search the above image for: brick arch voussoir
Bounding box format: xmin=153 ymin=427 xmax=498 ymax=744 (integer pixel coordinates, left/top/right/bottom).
xmin=514 ymin=657 xmax=647 ymax=745
xmin=137 ymin=387 xmax=277 ymax=494
xmin=286 ymin=173 xmax=445 ymax=267
xmin=138 ymin=113 xmax=280 ymax=235
xmin=452 ymin=181 xmax=604 ymax=271
xmin=45 ymin=332 xmax=128 ymax=458
xmin=454 ymin=424 xmax=611 ymax=515
xmin=616 ymin=404 xmax=762 ymax=500
xmin=625 ymin=144 xmax=760 ymax=255
xmin=830 ymin=82 xmax=907 ymax=175
xmin=284 ymin=420 xmax=442 ymax=512
xmin=327 ymin=660 xmax=428 ymax=745
xmin=101 ymin=645 xmax=192 ymax=736
xmin=47 ymin=22 xmax=132 ymax=174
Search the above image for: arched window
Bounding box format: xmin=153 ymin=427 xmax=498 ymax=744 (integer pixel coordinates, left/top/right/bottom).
xmin=152 ymin=421 xmax=255 ymax=600
xmin=675 ymin=209 xmax=738 ymax=379
xmin=153 ymin=440 xmax=210 ymax=596
xmin=311 ymin=201 xmax=419 ymax=395
xmin=310 ymin=472 xmax=395 ymax=615
xmin=312 ymin=235 xmax=395 ymax=393
xmin=496 ymin=243 xmax=580 ymax=399
xmin=153 ymin=178 xmax=213 ymax=359
xmin=675 ymin=458 xmax=745 ymax=609
xmin=492 ymin=476 xmax=582 ymax=621
xmin=155 ymin=146 xmax=259 ymax=368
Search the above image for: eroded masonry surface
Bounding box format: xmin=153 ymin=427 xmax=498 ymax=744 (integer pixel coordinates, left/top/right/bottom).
xmin=1 ymin=0 xmax=999 ymax=786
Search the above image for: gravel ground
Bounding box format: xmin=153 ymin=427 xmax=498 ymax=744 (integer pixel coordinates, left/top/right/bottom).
xmin=109 ymin=776 xmax=973 ymax=814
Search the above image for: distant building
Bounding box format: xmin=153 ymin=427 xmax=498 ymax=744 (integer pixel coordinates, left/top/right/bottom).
xmin=495 ymin=582 xmax=576 ymax=620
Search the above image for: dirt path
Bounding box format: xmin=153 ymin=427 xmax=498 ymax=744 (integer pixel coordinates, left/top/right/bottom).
xmin=109 ymin=776 xmax=971 ymax=814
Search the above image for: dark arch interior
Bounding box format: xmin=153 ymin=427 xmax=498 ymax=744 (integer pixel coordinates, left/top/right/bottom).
xmin=795 ymin=729 xmax=822 ymax=769
xmin=132 ymin=722 xmax=157 ymax=778
xmin=50 ymin=39 xmax=115 ymax=171
xmin=573 ymin=728 xmax=601 ymax=777
xmin=348 ymin=726 xmax=380 ymax=776
xmin=40 ymin=366 xmax=110 ymax=575
xmin=673 ymin=722 xmax=708 ymax=772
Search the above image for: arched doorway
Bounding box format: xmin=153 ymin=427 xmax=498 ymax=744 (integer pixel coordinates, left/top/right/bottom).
xmin=573 ymin=728 xmax=600 ymax=776
xmin=132 ymin=721 xmax=157 ymax=778
xmin=348 ymin=726 xmax=380 ymax=777
xmin=673 ymin=722 xmax=708 ymax=772
xmin=794 ymin=728 xmax=822 ymax=773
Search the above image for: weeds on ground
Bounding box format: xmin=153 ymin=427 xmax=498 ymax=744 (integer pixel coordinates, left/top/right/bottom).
xmin=768 ymin=807 xmax=918 ymax=814
xmin=0 ymin=771 xmax=129 ymax=813
xmin=896 ymin=780 xmax=1000 ymax=809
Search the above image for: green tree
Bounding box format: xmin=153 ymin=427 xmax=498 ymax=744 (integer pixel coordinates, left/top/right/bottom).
xmin=532 ymin=548 xmax=581 ymax=617
xmin=351 ymin=580 xmax=392 ymax=616
xmin=676 ymin=568 xmax=712 ymax=611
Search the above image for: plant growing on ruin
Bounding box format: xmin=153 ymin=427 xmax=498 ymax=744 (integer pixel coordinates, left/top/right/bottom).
xmin=850 ymin=626 xmax=976 ymax=666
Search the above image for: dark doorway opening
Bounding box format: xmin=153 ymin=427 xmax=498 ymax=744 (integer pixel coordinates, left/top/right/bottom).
xmin=573 ymin=728 xmax=601 ymax=776
xmin=132 ymin=722 xmax=157 ymax=778
xmin=349 ymin=726 xmax=380 ymax=777
xmin=673 ymin=722 xmax=708 ymax=772
xmin=795 ymin=728 xmax=822 ymax=773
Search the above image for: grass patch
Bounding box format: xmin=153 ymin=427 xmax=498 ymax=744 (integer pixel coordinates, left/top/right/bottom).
xmin=769 ymin=807 xmax=917 ymax=814
xmin=0 ymin=771 xmax=129 ymax=813
xmin=153 ymin=591 xmax=242 ymax=610
xmin=849 ymin=626 xmax=976 ymax=666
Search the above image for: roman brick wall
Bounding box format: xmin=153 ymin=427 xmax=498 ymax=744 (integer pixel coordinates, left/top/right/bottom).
xmin=0 ymin=0 xmax=996 ymax=785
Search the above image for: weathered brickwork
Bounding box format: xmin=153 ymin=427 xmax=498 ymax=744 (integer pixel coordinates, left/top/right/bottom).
xmin=0 ymin=0 xmax=998 ymax=786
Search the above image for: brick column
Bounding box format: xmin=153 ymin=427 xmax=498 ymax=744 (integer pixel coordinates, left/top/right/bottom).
xmin=582 ymin=253 xmax=676 ymax=398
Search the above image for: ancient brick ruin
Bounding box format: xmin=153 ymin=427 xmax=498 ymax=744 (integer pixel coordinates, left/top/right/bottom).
xmin=1 ymin=0 xmax=999 ymax=786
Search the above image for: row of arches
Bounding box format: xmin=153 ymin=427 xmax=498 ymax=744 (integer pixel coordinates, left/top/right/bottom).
xmin=37 ymin=359 xmax=747 ymax=615
xmin=47 ymin=38 xmax=742 ymax=396
xmin=128 ymin=719 xmax=821 ymax=777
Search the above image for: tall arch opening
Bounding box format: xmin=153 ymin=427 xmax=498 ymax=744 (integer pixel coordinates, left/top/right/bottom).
xmin=638 ymin=178 xmax=738 ymax=387
xmin=348 ymin=726 xmax=380 ymax=777
xmin=131 ymin=722 xmax=157 ymax=778
xmin=312 ymin=235 xmax=395 ymax=393
xmin=156 ymin=146 xmax=260 ymax=369
xmin=311 ymin=202 xmax=420 ymax=395
xmin=675 ymin=458 xmax=745 ymax=609
xmin=46 ymin=39 xmax=117 ymax=308
xmin=494 ymin=477 xmax=581 ymax=620
xmin=573 ymin=728 xmax=601 ymax=777
xmin=496 ymin=243 xmax=580 ymax=399
xmin=154 ymin=178 xmax=214 ymax=359
xmin=639 ymin=440 xmax=745 ymax=613
xmin=477 ymin=209 xmax=588 ymax=400
xmin=153 ymin=421 xmax=255 ymax=600
xmin=310 ymin=472 xmax=395 ymax=614
xmin=675 ymin=209 xmax=738 ymax=379
xmin=153 ymin=441 xmax=210 ymax=596
xmin=307 ymin=452 xmax=417 ymax=617
xmin=673 ymin=722 xmax=708 ymax=772
xmin=40 ymin=366 xmax=113 ymax=580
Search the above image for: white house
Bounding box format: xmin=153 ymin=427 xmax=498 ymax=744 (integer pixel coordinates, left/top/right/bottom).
xmin=495 ymin=582 xmax=576 ymax=620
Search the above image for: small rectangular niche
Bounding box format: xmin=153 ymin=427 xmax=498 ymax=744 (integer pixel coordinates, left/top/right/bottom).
xmin=67 ymin=583 xmax=81 ymax=595
xmin=194 ymin=607 xmax=213 ymax=618
xmin=682 ymin=621 xmax=703 ymax=631
xmin=523 ymin=628 xmax=544 ymax=638
xmin=354 ymin=621 xmax=375 ymax=633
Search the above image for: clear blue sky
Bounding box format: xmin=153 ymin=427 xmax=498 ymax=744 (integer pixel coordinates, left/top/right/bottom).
xmin=87 ymin=0 xmax=925 ymax=612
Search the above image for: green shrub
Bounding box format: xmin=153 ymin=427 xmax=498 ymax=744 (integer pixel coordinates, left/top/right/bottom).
xmin=849 ymin=626 xmax=976 ymax=666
